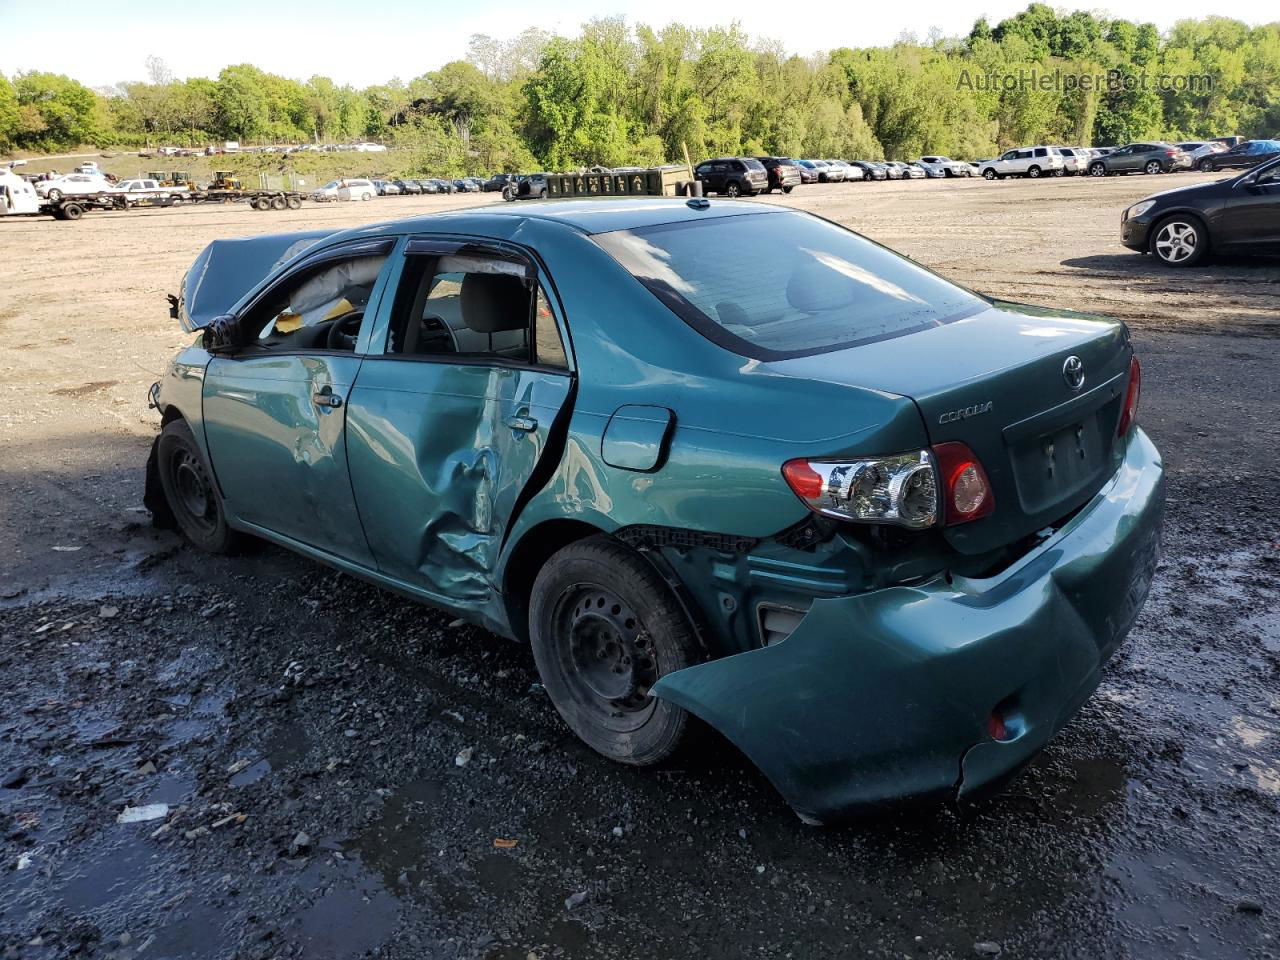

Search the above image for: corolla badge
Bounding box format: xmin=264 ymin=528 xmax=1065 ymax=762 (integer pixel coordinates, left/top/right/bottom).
xmin=1063 ymin=355 xmax=1085 ymax=390
xmin=938 ymin=401 xmax=993 ymax=425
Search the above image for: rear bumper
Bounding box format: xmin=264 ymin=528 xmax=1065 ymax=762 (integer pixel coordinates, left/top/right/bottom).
xmin=653 ymin=429 xmax=1164 ymax=824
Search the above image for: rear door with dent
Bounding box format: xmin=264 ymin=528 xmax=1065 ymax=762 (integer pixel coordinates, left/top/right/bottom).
xmin=344 ymin=236 xmax=574 ymax=603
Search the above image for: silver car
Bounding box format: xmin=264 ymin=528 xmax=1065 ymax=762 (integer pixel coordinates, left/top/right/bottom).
xmin=917 ymin=156 xmax=970 ymax=178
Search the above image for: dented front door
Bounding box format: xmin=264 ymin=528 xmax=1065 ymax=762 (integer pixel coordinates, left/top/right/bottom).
xmin=203 ymin=353 xmax=375 ymax=565
xmin=344 ymin=361 xmax=571 ymax=602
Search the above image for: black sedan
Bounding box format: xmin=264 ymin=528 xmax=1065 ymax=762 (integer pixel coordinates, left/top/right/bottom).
xmin=1121 ymin=155 xmax=1280 ymax=266
xmin=1195 ymin=139 xmax=1280 ymax=172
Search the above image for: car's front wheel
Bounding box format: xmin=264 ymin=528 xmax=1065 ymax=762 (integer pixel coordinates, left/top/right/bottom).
xmin=157 ymin=418 xmax=238 ymax=553
xmin=1089 ymin=162 xmax=1107 ymax=177
xmin=983 ymin=168 xmax=997 ymax=180
xmin=1144 ymin=160 xmax=1164 ymax=175
xmin=1150 ymin=215 xmax=1207 ymax=267
xmin=529 ymin=536 xmax=702 ymax=766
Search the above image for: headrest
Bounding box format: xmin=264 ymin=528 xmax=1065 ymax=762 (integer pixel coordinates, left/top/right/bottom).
xmin=460 ymin=272 xmax=529 ymax=333
xmin=786 ymin=261 xmax=857 ymax=314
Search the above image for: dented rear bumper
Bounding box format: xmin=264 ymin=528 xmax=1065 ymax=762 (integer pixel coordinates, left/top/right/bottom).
xmin=652 ymin=429 xmax=1164 ymax=824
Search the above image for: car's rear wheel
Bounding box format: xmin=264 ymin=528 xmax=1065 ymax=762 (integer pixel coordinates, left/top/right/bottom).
xmin=983 ymin=168 xmax=996 ymax=180
xmin=157 ymin=418 xmax=238 ymax=553
xmin=1145 ymin=160 xmax=1164 ymax=175
xmin=725 ymin=182 xmax=741 ymax=198
xmin=1198 ymin=158 xmax=1214 ymax=172
xmin=1089 ymin=162 xmax=1107 ymax=177
xmin=47 ymin=189 xmax=63 ymax=201
xmin=1027 ymin=165 xmax=1042 ymax=178
xmin=529 ymin=535 xmax=702 ymax=766
xmin=1150 ymin=215 xmax=1207 ymax=267
xmin=782 ymin=185 xmax=794 ymax=193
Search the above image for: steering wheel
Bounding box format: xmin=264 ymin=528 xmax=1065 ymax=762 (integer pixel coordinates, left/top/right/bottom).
xmin=326 ymin=311 xmax=364 ymax=351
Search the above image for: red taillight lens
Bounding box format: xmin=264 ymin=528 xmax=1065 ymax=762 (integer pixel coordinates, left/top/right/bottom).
xmin=1117 ymin=355 xmax=1141 ymax=437
xmin=781 ymin=459 xmax=824 ymax=500
xmin=932 ymin=441 xmax=994 ymax=526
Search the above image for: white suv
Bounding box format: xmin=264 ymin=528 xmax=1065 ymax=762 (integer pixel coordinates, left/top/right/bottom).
xmin=979 ymin=146 xmax=1066 ymax=180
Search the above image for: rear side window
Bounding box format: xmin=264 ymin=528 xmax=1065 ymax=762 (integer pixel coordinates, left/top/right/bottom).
xmin=743 ymin=159 xmax=766 ymax=171
xmin=593 ymin=212 xmax=984 ymax=361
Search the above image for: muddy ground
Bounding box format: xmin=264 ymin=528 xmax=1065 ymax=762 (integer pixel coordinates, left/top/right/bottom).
xmin=1 ymin=175 xmax=1278 ymax=959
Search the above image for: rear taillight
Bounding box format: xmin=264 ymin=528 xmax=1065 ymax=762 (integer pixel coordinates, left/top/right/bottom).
xmin=931 ymin=441 xmax=995 ymax=526
xmin=782 ymin=443 xmax=995 ymax=530
xmin=782 ymin=451 xmax=939 ymax=529
xmin=1117 ymin=355 xmax=1141 ymax=437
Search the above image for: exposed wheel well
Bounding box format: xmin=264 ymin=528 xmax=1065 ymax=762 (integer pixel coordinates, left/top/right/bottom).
xmin=502 ymin=519 xmax=606 ymax=643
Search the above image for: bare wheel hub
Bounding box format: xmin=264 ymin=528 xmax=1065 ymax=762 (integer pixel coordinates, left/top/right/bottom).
xmin=567 ymin=589 xmax=656 ymax=711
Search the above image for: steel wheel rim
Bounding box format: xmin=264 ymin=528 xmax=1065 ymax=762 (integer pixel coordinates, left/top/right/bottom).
xmin=553 ymin=584 xmax=658 ymax=733
xmin=1155 ymin=221 xmax=1198 ymax=263
xmin=172 ymin=449 xmax=217 ymax=533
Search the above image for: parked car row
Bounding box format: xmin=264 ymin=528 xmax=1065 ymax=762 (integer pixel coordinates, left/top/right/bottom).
xmin=976 ymin=140 xmax=1280 ymax=180
xmin=692 ymin=156 xmax=980 ymax=196
xmin=310 ymin=176 xmax=489 ymax=201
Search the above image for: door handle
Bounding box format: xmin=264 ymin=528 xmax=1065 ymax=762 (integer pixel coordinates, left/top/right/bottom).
xmin=505 ymin=414 xmax=537 ymax=432
xmin=312 ymin=388 xmax=343 ymax=409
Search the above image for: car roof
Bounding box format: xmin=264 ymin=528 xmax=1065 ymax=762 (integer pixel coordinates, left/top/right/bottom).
xmin=338 ymin=197 xmax=791 ymax=239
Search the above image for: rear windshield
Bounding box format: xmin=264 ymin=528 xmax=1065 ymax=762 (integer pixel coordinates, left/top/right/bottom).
xmin=593 ymin=211 xmax=985 ymax=361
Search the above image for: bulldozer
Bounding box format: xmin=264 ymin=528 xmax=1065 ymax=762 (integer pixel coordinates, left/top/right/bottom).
xmin=208 ymin=170 xmax=243 ymax=190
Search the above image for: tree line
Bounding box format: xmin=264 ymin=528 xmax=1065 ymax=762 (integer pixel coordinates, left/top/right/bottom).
xmin=2 ymin=7 xmax=1277 ymax=174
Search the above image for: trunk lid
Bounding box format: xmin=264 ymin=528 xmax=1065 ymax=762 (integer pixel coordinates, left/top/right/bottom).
xmin=770 ymin=301 xmax=1133 ymax=554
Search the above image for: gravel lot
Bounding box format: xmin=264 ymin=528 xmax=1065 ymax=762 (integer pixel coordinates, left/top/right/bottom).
xmin=1 ymin=175 xmax=1278 ymax=959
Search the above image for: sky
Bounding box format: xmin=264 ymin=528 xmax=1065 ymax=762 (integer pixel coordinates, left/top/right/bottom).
xmin=0 ymin=0 xmax=1274 ymax=88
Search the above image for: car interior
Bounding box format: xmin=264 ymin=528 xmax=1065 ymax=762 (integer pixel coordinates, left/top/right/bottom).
xmin=252 ymin=255 xmax=386 ymax=352
xmin=391 ymin=255 xmax=534 ymax=360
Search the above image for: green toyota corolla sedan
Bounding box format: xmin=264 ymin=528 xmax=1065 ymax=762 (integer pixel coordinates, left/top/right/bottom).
xmin=146 ymin=198 xmax=1162 ymax=824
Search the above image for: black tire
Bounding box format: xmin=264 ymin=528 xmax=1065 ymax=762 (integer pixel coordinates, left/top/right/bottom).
xmin=270 ymin=195 xmax=287 ymax=210
xmin=983 ymin=168 xmax=997 ymax=180
xmin=1144 ymin=160 xmax=1164 ymax=175
xmin=724 ymin=182 xmax=741 ymax=198
xmin=1089 ymin=162 xmax=1107 ymax=177
xmin=1149 ymin=214 xmax=1207 ymax=267
xmin=529 ymin=535 xmax=702 ymax=766
xmin=46 ymin=188 xmax=63 ymax=202
xmin=1053 ymin=168 xmax=1065 ymax=177
xmin=156 ymin=418 xmax=238 ymax=554
xmin=1197 ymin=158 xmax=1214 ymax=172
xmin=286 ymin=195 xmax=302 ymax=209
xmin=538 ymin=188 xmax=548 ymax=199
xmin=1027 ymin=165 xmax=1042 ymax=178
xmin=61 ymin=202 xmax=84 ymax=221
xmin=782 ymin=185 xmax=793 ymax=193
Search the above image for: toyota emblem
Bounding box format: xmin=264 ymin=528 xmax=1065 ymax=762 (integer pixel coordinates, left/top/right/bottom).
xmin=1062 ymin=355 xmax=1085 ymax=391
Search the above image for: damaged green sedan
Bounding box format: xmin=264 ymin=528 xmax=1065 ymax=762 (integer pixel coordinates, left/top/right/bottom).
xmin=146 ymin=198 xmax=1162 ymax=824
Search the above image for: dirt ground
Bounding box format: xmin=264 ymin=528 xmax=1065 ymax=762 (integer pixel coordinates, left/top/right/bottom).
xmin=1 ymin=175 xmax=1278 ymax=959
